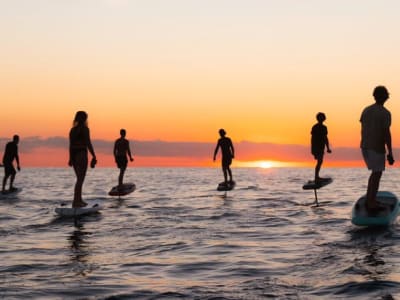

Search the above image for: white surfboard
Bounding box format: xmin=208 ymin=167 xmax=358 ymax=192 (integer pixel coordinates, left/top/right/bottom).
xmin=55 ymin=200 xmax=103 ymax=217
xmin=108 ymin=183 xmax=136 ymax=197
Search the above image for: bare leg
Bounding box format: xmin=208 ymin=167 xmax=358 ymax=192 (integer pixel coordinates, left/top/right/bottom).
xmin=118 ymin=167 xmax=126 ymax=187
xmin=366 ymin=171 xmax=382 ymax=209
xmin=315 ymin=158 xmax=323 ymax=181
xmin=72 ymin=152 xmax=88 ymax=208
xmin=2 ymin=175 xmax=8 ymax=192
xmin=222 ymin=167 xmax=228 ymax=184
xmin=227 ymin=167 xmax=233 ymax=182
xmin=9 ymin=173 xmax=16 ymax=190
xmin=72 ymin=168 xmax=87 ymax=207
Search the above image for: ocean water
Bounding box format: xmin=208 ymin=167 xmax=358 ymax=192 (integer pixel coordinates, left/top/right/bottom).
xmin=1 ymin=167 xmax=400 ymax=299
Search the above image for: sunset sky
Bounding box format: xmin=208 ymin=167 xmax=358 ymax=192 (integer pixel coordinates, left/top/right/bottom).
xmin=1 ymin=1 xmax=400 ymax=167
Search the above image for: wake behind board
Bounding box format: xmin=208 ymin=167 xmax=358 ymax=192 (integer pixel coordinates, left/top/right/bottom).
xmin=108 ymin=183 xmax=136 ymax=196
xmin=217 ymin=181 xmax=236 ymax=191
xmin=55 ymin=200 xmax=103 ymax=217
xmin=351 ymin=191 xmax=400 ymax=226
xmin=303 ymin=177 xmax=333 ymax=190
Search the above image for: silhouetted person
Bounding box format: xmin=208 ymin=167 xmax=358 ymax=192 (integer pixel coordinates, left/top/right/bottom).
xmin=113 ymin=129 xmax=134 ymax=188
xmin=311 ymin=112 xmax=331 ymax=182
xmin=69 ymin=111 xmax=97 ymax=208
xmin=360 ymin=86 xmax=394 ymax=213
xmin=2 ymin=135 xmax=20 ymax=193
xmin=213 ymin=129 xmax=235 ymax=185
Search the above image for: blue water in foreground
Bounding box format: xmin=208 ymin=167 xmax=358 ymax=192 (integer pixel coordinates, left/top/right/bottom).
xmin=1 ymin=167 xmax=400 ymax=299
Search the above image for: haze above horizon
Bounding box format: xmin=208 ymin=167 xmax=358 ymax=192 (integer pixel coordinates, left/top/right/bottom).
xmin=1 ymin=1 xmax=400 ymax=166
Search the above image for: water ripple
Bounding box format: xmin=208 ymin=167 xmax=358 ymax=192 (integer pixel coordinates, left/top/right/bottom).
xmin=1 ymin=167 xmax=400 ymax=299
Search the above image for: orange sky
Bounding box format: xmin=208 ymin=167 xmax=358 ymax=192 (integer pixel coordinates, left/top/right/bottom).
xmin=1 ymin=1 xmax=400 ymax=167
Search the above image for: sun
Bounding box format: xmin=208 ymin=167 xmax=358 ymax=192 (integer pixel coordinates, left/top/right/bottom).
xmin=259 ymin=161 xmax=273 ymax=169
xmin=236 ymin=160 xmax=294 ymax=168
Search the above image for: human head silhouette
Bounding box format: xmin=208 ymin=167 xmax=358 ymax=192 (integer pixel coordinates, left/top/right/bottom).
xmin=120 ymin=129 xmax=126 ymax=137
xmin=13 ymin=135 xmax=19 ymax=144
xmin=219 ymin=129 xmax=226 ymax=137
xmin=73 ymin=111 xmax=88 ymax=127
xmin=373 ymin=86 xmax=389 ymax=104
xmin=316 ymin=112 xmax=326 ymax=123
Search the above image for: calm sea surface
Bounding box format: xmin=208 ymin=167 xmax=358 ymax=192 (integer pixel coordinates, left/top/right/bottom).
xmin=1 ymin=167 xmax=400 ymax=299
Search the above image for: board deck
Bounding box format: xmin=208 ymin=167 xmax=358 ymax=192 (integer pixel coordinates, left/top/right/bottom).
xmin=303 ymin=177 xmax=333 ymax=190
xmin=108 ymin=183 xmax=136 ymax=196
xmin=351 ymin=191 xmax=400 ymax=226
xmin=217 ymin=181 xmax=236 ymax=191
xmin=55 ymin=200 xmax=103 ymax=217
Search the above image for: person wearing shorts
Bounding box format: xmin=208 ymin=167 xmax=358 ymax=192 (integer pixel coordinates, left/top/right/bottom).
xmin=311 ymin=112 xmax=332 ymax=183
xmin=360 ymin=86 xmax=394 ymax=213
xmin=362 ymin=148 xmax=385 ymax=172
xmin=69 ymin=111 xmax=97 ymax=208
xmin=114 ymin=129 xmax=134 ymax=188
xmin=213 ymin=129 xmax=235 ymax=185
xmin=2 ymin=135 xmax=21 ymax=194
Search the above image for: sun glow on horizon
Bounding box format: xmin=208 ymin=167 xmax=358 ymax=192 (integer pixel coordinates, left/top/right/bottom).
xmin=260 ymin=161 xmax=273 ymax=169
xmin=237 ymin=160 xmax=299 ymax=168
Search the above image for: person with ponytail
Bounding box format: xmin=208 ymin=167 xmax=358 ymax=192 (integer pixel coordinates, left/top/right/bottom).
xmin=69 ymin=111 xmax=97 ymax=208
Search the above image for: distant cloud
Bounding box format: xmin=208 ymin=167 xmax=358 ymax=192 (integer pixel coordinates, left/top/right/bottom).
xmin=0 ymin=136 xmax=214 ymax=158
xmin=238 ymin=141 xmax=363 ymax=162
xmin=133 ymin=140 xmax=213 ymax=157
xmin=0 ymin=136 xmax=369 ymax=163
xmin=0 ymin=136 xmax=68 ymax=153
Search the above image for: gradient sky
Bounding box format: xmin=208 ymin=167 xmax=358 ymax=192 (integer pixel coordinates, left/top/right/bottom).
xmin=1 ymin=1 xmax=400 ymax=166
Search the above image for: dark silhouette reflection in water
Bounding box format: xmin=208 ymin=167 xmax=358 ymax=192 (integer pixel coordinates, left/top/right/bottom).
xmin=306 ymin=226 xmax=400 ymax=299
xmin=341 ymin=227 xmax=399 ymax=299
xmin=68 ymin=220 xmax=94 ymax=277
xmin=349 ymin=227 xmax=392 ymax=277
